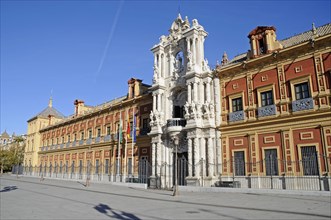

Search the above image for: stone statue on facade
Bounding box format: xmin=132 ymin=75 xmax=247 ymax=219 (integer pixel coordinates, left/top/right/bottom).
xmin=150 ymin=111 xmax=155 ymax=126
xmin=209 ymin=103 xmax=215 ymax=118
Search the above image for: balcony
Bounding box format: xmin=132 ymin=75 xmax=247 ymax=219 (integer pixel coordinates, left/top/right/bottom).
xmin=104 ymin=135 xmax=111 ymax=142
xmin=139 ymin=128 xmax=151 ymax=136
xmin=95 ymin=137 xmax=101 ymax=143
xmin=86 ymin=138 xmax=92 ymax=145
xmin=66 ymin=142 xmax=70 ymax=148
xmin=79 ymin=140 xmax=84 ymax=146
xmin=167 ymin=118 xmax=186 ymax=135
xmin=292 ymin=97 xmax=314 ymax=112
xmin=167 ymin=118 xmax=187 ymax=127
xmin=72 ymin=141 xmax=76 ymax=147
xmin=258 ymin=105 xmax=276 ymax=117
xmin=229 ymin=111 xmax=244 ymax=122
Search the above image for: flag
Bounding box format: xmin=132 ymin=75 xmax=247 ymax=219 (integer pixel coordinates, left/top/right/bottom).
xmin=127 ymin=116 xmax=131 ymax=139
xmin=118 ymin=116 xmax=122 ymax=143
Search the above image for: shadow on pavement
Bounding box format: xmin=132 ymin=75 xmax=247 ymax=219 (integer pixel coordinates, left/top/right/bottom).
xmin=94 ymin=203 xmax=141 ymax=220
xmin=0 ymin=186 xmax=18 ymax=193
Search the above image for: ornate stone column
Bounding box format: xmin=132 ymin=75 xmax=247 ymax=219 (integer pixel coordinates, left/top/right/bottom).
xmin=150 ymin=142 xmax=157 ymax=189
xmin=153 ymin=94 xmax=156 ymax=112
xmin=151 ymin=143 xmax=156 ymax=176
xmin=187 ymin=83 xmax=192 ymax=103
xmin=207 ymin=137 xmax=214 ymax=177
xmin=193 ymin=82 xmax=198 ymax=103
xmin=200 ymin=137 xmax=206 ymax=177
xmin=206 ymin=79 xmax=211 ymax=103
xmin=187 ymin=138 xmax=192 ymax=177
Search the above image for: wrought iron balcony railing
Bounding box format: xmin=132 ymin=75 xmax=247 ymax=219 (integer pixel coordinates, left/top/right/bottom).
xmin=166 ymin=118 xmax=187 ymax=127
xmin=258 ymin=105 xmax=276 ymax=117
xmin=292 ymin=97 xmax=314 ymax=112
xmin=229 ymin=111 xmax=245 ymax=122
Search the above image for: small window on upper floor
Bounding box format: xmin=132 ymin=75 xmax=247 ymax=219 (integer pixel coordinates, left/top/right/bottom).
xmin=295 ymin=82 xmax=310 ymax=100
xmin=261 ymin=90 xmax=274 ymax=107
xmin=232 ymin=97 xmax=243 ymax=112
xmin=88 ymin=130 xmax=92 ymax=139
xmin=106 ymin=126 xmax=111 ymax=135
xmin=81 ymin=132 xmax=84 ymax=140
xmin=97 ymin=128 xmax=101 ymax=137
xmin=258 ymin=38 xmax=265 ymax=55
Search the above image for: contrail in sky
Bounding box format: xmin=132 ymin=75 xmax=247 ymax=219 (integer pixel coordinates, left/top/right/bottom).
xmin=94 ymin=0 xmax=124 ymax=81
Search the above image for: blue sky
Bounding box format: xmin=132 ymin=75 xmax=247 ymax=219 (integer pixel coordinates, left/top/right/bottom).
xmin=1 ymin=0 xmax=330 ymax=135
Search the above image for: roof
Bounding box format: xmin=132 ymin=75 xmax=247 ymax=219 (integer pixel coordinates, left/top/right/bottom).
xmin=28 ymin=106 xmax=65 ymax=122
xmin=280 ymin=23 xmax=331 ymax=48
xmin=224 ymin=23 xmax=331 ymax=67
xmin=1 ymin=130 xmax=10 ymax=138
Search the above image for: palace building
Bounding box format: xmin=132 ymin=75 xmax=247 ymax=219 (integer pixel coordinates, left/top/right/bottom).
xmin=214 ymin=23 xmax=331 ymax=190
xmin=148 ymin=15 xmax=220 ymax=189
xmin=23 ymin=14 xmax=331 ymax=191
xmin=24 ymin=78 xmax=152 ymax=182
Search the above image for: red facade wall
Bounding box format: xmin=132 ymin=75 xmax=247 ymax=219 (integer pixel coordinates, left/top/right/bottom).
xmin=253 ymin=68 xmax=280 ymax=101
xmin=284 ymin=58 xmax=318 ymax=93
xmin=225 ymin=77 xmax=248 ymax=105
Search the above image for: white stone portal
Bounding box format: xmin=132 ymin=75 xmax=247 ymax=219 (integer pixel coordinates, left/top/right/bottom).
xmin=148 ymin=14 xmax=221 ymax=189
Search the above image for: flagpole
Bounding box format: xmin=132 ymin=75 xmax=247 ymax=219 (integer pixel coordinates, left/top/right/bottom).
xmin=117 ymin=111 xmax=121 ymax=180
xmin=132 ymin=107 xmax=134 ymax=178
xmin=124 ymin=110 xmax=128 ymax=180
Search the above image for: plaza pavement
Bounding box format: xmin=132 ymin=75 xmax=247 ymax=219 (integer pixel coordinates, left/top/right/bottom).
xmin=0 ymin=174 xmax=330 ymax=220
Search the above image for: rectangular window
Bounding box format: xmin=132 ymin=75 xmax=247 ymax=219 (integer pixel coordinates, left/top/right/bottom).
xmin=89 ymin=130 xmax=92 ymax=139
xmin=295 ymin=82 xmax=310 ymax=100
xmin=232 ymin=97 xmax=243 ymax=112
xmin=71 ymin=161 xmax=75 ymax=174
xmin=128 ymin=158 xmax=132 ymax=175
xmin=79 ymin=160 xmax=83 ymax=175
xmin=95 ymin=159 xmax=99 ymax=174
xmin=97 ymin=128 xmax=101 ymax=137
xmin=234 ymin=151 xmax=245 ymax=176
xmin=261 ymin=90 xmax=273 ymax=107
xmin=106 ymin=126 xmax=111 ymax=135
xmin=265 ymin=149 xmax=278 ymax=176
xmin=62 ymin=137 xmax=65 ymax=143
xmin=105 ymin=159 xmax=109 ymax=174
xmin=81 ymin=132 xmax=84 ymax=140
xmin=142 ymin=118 xmax=148 ymax=130
xmin=301 ymin=146 xmax=319 ymax=176
xmin=68 ymin=135 xmax=70 ymax=143
xmin=74 ymin=134 xmax=77 ymax=141
xmin=60 ymin=161 xmax=63 ymax=173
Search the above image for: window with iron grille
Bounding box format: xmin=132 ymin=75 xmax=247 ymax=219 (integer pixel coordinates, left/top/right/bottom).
xmin=295 ymin=82 xmax=310 ymax=100
xmin=71 ymin=161 xmax=75 ymax=174
xmin=261 ymin=90 xmax=274 ymax=107
xmin=234 ymin=151 xmax=245 ymax=176
xmin=128 ymin=158 xmax=132 ymax=175
xmin=232 ymin=97 xmax=243 ymax=112
xmin=105 ymin=159 xmax=109 ymax=174
xmin=95 ymin=159 xmax=99 ymax=174
xmin=301 ymin=146 xmax=319 ymax=176
xmin=79 ymin=160 xmax=82 ymax=175
xmin=265 ymin=149 xmax=278 ymax=176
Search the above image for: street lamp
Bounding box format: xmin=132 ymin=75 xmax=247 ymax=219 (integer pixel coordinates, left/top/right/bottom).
xmin=173 ymin=137 xmax=179 ymax=196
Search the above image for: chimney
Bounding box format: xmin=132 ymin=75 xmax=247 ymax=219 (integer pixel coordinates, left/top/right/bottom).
xmin=74 ymin=99 xmax=85 ymax=116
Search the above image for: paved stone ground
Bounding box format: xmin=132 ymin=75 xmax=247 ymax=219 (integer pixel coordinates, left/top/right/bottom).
xmin=1 ymin=174 xmax=330 ymax=220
